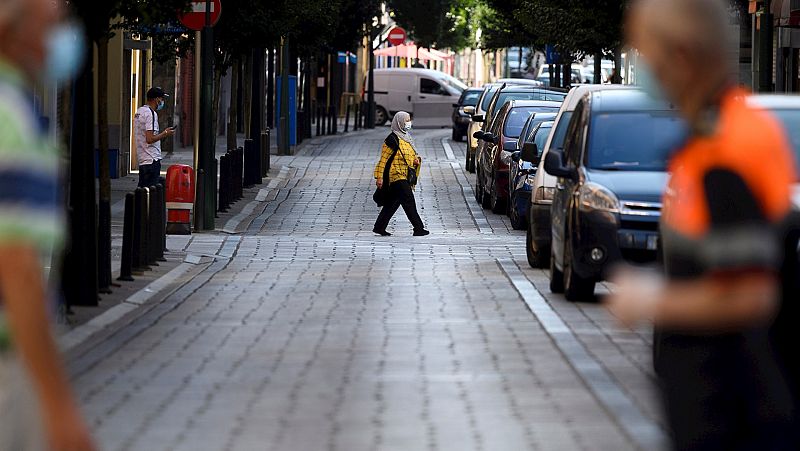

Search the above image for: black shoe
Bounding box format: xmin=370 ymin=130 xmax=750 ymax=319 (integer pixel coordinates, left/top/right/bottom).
xmin=413 ymin=229 xmax=430 ymax=236
xmin=373 ymin=229 xmax=392 ymax=236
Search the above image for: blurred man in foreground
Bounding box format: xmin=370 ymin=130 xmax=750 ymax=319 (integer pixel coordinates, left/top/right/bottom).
xmin=608 ymin=0 xmax=797 ymax=448
xmin=0 ymin=0 xmax=95 ymax=449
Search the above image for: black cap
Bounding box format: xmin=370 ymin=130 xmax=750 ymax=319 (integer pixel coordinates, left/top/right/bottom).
xmin=146 ymin=87 xmax=170 ymax=100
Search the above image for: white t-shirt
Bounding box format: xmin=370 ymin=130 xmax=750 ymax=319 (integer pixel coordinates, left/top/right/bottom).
xmin=134 ymin=105 xmax=161 ymax=165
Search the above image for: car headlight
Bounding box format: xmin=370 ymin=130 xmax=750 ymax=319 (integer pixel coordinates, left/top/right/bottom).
xmin=578 ymin=182 xmax=619 ymax=213
xmin=534 ymin=186 xmax=555 ymax=204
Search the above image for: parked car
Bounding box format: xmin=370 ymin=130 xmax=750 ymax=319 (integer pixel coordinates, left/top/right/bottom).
xmin=474 ymin=99 xmax=560 ymax=213
xmin=472 ymin=84 xmax=566 ymax=180
xmin=527 ymin=84 xmax=633 ymax=268
xmin=509 ymin=120 xmax=554 ymax=230
xmin=452 ymin=87 xmax=483 ymax=141
xmin=365 ymin=68 xmax=467 ymax=126
xmin=749 ymin=95 xmax=800 ymax=205
xmin=465 ymin=79 xmax=549 ymax=172
xmin=544 ymin=89 xmax=687 ymax=301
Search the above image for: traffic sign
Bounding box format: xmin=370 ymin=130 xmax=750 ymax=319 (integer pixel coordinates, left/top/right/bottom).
xmin=387 ymin=27 xmax=407 ymax=46
xmin=179 ymin=0 xmax=222 ymax=31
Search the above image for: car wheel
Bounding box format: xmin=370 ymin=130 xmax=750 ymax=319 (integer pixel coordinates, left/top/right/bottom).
xmin=510 ymin=194 xmax=526 ymax=230
xmin=474 ymin=169 xmax=483 ymax=203
xmin=490 ymin=174 xmax=506 ymax=214
xmin=466 ymin=148 xmax=473 ymax=173
xmin=549 ymin=245 xmax=564 ymax=293
xmin=467 ymin=149 xmax=476 ymax=173
xmin=526 ymin=227 xmax=548 ymax=268
xmin=481 ymin=173 xmax=492 ymax=210
xmin=452 ymin=127 xmax=462 ymax=142
xmin=563 ymin=232 xmax=596 ymax=302
xmin=375 ymin=106 xmax=389 ymax=126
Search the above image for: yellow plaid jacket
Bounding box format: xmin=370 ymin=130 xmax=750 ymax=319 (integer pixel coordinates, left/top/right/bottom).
xmin=374 ymin=138 xmax=419 ymax=184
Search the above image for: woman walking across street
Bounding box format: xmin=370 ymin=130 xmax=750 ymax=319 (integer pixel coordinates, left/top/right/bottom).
xmin=373 ymin=111 xmax=429 ymax=236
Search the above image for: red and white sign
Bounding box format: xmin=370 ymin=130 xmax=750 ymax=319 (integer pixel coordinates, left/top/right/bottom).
xmin=387 ymin=27 xmax=407 ymax=46
xmin=179 ymin=0 xmax=222 ymax=31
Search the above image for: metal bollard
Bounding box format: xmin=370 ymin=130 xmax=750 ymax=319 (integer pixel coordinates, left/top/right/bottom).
xmin=316 ymin=105 xmax=323 ymax=136
xmin=261 ymin=129 xmax=270 ymax=176
xmin=133 ymin=187 xmax=149 ymax=272
xmin=194 ymin=169 xmax=205 ymax=231
xmin=147 ymin=186 xmax=159 ymax=266
xmin=235 ymin=147 xmax=244 ymax=200
xmin=212 ymin=158 xmax=219 ymax=217
xmin=156 ymin=185 xmax=167 ymax=262
xmin=354 ymin=102 xmax=360 ymax=131
xmin=297 ymin=111 xmax=304 ymax=145
xmin=118 ymin=192 xmax=135 ymax=281
xmin=333 ymin=106 xmax=338 ymax=134
xmin=218 ymin=154 xmax=228 ymax=212
xmin=344 ymin=103 xmax=351 ymax=132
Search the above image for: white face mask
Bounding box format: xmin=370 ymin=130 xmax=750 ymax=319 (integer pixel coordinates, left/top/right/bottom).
xmin=404 ymin=121 xmax=413 ymax=131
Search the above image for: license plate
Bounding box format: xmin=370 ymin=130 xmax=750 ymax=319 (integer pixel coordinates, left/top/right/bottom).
xmin=646 ymin=235 xmax=659 ymax=251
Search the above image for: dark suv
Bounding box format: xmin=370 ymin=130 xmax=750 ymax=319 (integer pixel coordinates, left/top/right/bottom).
xmin=544 ymin=89 xmax=687 ymax=301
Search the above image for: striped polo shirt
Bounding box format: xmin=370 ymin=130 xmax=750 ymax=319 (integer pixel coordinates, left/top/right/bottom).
xmin=0 ymin=58 xmax=64 ymax=348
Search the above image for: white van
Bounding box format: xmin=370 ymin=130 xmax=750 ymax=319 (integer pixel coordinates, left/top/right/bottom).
xmin=366 ymin=68 xmax=467 ymax=127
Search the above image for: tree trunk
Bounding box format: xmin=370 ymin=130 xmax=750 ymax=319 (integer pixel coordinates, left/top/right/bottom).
xmin=562 ymin=62 xmax=570 ymax=89
xmin=96 ymin=36 xmax=112 ymax=293
xmin=553 ymin=64 xmax=561 ymax=88
xmin=594 ymin=51 xmax=602 ymax=84
xmin=243 ymin=53 xmax=253 ymax=138
xmin=548 ymin=63 xmax=555 ymax=87
xmin=227 ymin=57 xmax=239 ymax=151
xmin=613 ymin=47 xmax=623 ymax=84
xmin=212 ymin=64 xmax=223 ymax=153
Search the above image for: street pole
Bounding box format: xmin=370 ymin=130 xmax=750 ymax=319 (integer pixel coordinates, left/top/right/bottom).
xmin=367 ymin=28 xmax=375 ymax=129
xmin=198 ymin=0 xmax=215 ymax=229
xmin=758 ymin=4 xmax=774 ymax=92
xmin=279 ymin=36 xmax=290 ymax=155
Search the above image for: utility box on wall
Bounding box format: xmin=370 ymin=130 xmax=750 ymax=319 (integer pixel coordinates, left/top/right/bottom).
xmin=276 ymin=75 xmax=297 ymax=147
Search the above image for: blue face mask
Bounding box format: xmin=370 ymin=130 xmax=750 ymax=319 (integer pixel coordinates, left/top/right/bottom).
xmin=635 ymin=59 xmax=666 ymax=101
xmin=157 ymin=99 xmax=165 ymax=111
xmin=44 ymin=22 xmax=86 ymax=84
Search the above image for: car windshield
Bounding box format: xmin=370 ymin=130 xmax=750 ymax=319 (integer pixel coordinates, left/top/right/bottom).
xmin=440 ymin=76 xmax=466 ymax=93
xmin=531 ymin=125 xmax=552 ymax=158
xmin=461 ymin=90 xmax=481 ymax=106
xmin=587 ymin=112 xmax=687 ymax=171
xmin=769 ymin=109 xmax=800 ymax=169
xmin=548 ymin=111 xmax=573 ymax=150
xmin=522 ymin=114 xmax=557 ymax=143
xmin=480 ymin=86 xmax=500 ymax=111
xmin=504 ymin=107 xmax=558 ymax=138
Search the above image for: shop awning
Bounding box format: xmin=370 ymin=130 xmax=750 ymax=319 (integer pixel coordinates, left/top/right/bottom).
xmin=373 ymin=43 xmax=445 ymax=62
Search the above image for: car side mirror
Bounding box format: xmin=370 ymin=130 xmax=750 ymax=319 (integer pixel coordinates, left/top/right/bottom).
xmin=463 ymin=106 xmax=475 ymax=115
xmin=521 ymin=142 xmax=540 ymax=164
xmin=511 ymin=151 xmax=521 ymax=163
xmin=544 ymin=149 xmax=577 ymax=181
xmin=503 ymin=140 xmax=518 ymax=152
xmin=452 ymin=103 xmax=459 ymax=108
xmin=473 ymin=130 xmax=485 ymax=140
xmin=472 ymin=114 xmax=484 ymax=123
xmin=482 ymin=132 xmax=496 ymax=143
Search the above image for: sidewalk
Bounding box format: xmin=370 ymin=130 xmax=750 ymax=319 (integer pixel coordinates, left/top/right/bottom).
xmin=66 ymin=126 xmax=663 ymax=451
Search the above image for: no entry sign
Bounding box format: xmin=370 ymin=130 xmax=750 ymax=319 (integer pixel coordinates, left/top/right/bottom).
xmin=387 ymin=27 xmax=407 ymax=46
xmin=179 ymin=0 xmax=222 ymax=31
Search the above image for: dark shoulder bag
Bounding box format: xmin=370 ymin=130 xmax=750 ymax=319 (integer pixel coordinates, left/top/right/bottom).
xmin=398 ymin=147 xmax=418 ymax=186
xmin=373 ymin=134 xmax=400 ymax=207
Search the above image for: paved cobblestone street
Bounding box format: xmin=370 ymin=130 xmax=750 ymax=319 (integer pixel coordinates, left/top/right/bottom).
xmin=70 ymin=128 xmax=665 ymax=451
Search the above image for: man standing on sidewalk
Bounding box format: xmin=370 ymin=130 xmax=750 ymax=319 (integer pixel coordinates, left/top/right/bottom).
xmin=0 ymin=0 xmax=96 ymax=449
xmin=134 ymin=86 xmax=174 ymax=188
xmin=608 ymin=0 xmax=797 ymax=448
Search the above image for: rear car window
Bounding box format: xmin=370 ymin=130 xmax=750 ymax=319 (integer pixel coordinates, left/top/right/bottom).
xmin=587 ymin=112 xmax=687 ymax=171
xmin=461 ymin=90 xmax=481 ymax=106
xmin=504 ymin=108 xmax=557 ymax=139
xmin=770 ymin=109 xmax=800 ymax=166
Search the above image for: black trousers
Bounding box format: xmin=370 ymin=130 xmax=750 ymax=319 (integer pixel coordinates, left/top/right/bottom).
xmin=138 ymin=159 xmax=162 ymax=188
xmin=374 ymin=180 xmax=424 ymax=232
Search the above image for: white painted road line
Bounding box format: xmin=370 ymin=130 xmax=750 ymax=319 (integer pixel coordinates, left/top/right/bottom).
xmin=498 ymin=258 xmax=668 ymax=451
xmin=442 ymin=138 xmax=456 ymax=160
